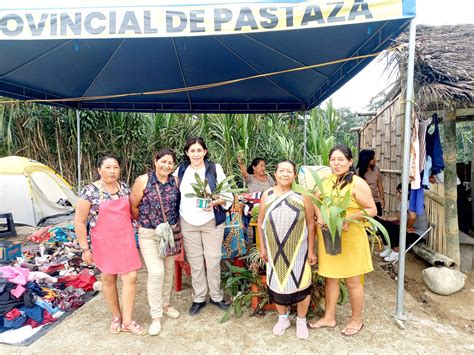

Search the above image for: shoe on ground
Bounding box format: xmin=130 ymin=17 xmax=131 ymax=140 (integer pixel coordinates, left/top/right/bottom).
xmin=148 ymin=320 xmax=161 ymax=336
xmin=273 ymin=316 xmax=291 ymax=336
xmin=384 ymin=250 xmax=399 ymax=262
xmin=109 ymin=317 xmax=121 ymax=334
xmin=379 ymin=247 xmax=391 ymax=258
xmin=209 ymin=299 xmax=230 ymax=311
xmin=189 ymin=301 xmax=207 ymax=316
xmin=163 ymin=306 xmax=180 ymax=319
xmin=296 ymin=317 xmax=309 ymax=340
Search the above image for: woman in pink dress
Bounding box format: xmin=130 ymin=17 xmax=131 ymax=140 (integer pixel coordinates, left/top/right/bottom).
xmin=75 ymin=155 xmax=145 ymax=335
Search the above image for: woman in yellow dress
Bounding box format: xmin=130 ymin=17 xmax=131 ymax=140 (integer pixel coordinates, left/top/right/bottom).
xmin=309 ymin=144 xmax=376 ymax=336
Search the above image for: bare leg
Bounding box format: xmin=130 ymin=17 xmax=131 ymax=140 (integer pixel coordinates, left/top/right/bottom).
xmin=342 ymin=275 xmax=364 ymax=335
xmin=120 ymin=270 xmax=138 ymax=325
xmin=275 ymin=304 xmax=287 ymax=315
xmin=296 ymin=295 xmax=311 ymax=339
xmin=101 ymin=273 xmax=121 ymax=319
xmin=309 ymin=277 xmax=338 ymax=328
xmin=296 ymin=295 xmax=310 ymax=318
xmin=273 ymin=303 xmax=291 ymax=336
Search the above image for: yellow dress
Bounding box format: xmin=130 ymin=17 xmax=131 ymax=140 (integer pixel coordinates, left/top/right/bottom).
xmin=317 ymin=174 xmax=373 ymax=279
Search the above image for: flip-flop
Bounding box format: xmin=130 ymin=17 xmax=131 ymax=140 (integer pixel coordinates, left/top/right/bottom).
xmin=341 ymin=323 xmax=364 ymax=336
xmin=308 ymin=321 xmax=337 ymax=329
xmin=109 ymin=317 xmax=121 ymax=334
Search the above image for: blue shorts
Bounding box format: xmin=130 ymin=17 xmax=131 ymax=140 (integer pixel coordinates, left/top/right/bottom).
xmin=409 ymin=188 xmax=425 ymax=215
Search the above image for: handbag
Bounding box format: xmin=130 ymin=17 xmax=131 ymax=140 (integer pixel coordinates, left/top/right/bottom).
xmin=155 ymin=183 xmax=182 ymax=257
xmin=221 ymin=197 xmax=247 ymax=260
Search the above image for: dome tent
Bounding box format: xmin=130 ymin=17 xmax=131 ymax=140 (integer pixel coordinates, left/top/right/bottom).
xmin=0 ymin=156 xmax=77 ymax=226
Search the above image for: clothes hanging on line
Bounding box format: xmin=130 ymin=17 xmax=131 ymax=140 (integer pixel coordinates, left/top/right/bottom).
xmin=409 ymin=118 xmax=421 ymax=189
xmin=425 ymin=113 xmax=445 ymax=175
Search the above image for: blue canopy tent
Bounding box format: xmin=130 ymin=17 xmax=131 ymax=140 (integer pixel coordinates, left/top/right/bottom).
xmin=0 ymin=0 xmax=417 ymax=323
xmin=1 ymin=0 xmax=415 ymax=112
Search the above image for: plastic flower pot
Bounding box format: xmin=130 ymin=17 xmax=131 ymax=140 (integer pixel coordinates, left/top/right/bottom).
xmin=322 ymin=228 xmax=342 ymax=255
xmin=196 ymin=197 xmax=210 ymax=209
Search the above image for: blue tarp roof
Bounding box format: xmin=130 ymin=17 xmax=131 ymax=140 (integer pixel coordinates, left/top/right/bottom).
xmin=0 ymin=1 xmax=415 ymax=113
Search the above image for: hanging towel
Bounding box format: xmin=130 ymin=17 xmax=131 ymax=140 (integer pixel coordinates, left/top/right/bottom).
xmin=418 ymin=115 xmax=432 ymax=172
xmin=409 ymin=118 xmax=421 ymax=189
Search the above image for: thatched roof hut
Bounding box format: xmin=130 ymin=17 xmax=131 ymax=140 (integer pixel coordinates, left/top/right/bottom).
xmin=359 ymin=24 xmax=473 ymax=268
xmin=386 ymin=24 xmax=474 ymax=114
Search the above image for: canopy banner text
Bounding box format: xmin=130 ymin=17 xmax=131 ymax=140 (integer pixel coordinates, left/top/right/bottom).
xmin=0 ymin=0 xmax=413 ymax=40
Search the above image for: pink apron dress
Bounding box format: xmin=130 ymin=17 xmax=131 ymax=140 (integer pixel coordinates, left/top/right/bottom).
xmin=90 ymin=196 xmax=141 ymax=274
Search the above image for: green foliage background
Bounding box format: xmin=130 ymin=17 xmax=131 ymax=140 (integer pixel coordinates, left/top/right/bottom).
xmin=1 ymin=99 xmax=471 ymax=189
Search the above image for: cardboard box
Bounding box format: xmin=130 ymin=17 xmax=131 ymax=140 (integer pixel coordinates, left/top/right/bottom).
xmin=0 ymin=241 xmax=22 ymax=261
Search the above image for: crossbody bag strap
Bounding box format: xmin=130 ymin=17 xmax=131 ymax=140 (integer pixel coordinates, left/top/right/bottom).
xmin=155 ymin=183 xmax=168 ymax=224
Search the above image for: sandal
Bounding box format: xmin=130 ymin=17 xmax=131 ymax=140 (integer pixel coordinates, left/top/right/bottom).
xmin=341 ymin=323 xmax=364 ymax=336
xmin=109 ymin=317 xmax=122 ymax=334
xmin=122 ymin=320 xmax=146 ymax=336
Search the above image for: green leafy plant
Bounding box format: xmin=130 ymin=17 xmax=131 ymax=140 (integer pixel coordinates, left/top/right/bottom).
xmin=184 ymin=172 xmax=245 ymax=202
xmin=293 ymin=168 xmax=390 ymax=251
xmin=220 ymin=261 xmax=269 ymax=323
xmin=250 ymin=205 xmax=259 ymax=223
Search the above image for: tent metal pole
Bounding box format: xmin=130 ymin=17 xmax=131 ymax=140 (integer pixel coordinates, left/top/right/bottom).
xmin=76 ymin=110 xmax=81 ymax=193
xmin=395 ymin=18 xmax=417 ymax=321
xmin=303 ymin=113 xmax=308 ymax=165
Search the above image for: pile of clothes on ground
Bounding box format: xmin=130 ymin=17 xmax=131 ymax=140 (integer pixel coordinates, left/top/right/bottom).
xmin=0 ymin=225 xmax=98 ymax=343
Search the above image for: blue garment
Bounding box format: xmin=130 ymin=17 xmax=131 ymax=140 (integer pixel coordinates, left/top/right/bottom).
xmin=409 ymin=188 xmax=425 ymax=215
xmin=422 ymin=155 xmax=432 ymax=189
xmin=35 ymin=298 xmax=60 ymax=315
xmin=425 ymin=115 xmax=444 ymax=175
xmin=19 ymin=305 xmax=43 ymax=323
xmin=26 ymin=282 xmax=46 ymax=297
xmin=3 ymin=314 xmax=26 ymax=329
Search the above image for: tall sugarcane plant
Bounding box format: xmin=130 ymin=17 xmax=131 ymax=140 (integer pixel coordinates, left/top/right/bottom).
xmin=1 ymin=98 xmax=361 ymax=189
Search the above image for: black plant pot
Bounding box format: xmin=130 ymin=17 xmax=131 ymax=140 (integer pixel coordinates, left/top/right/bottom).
xmin=322 ymin=228 xmax=342 ymax=255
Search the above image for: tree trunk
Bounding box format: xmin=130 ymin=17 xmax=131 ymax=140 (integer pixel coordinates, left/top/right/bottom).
xmin=412 ymin=244 xmax=455 ymax=268
xmin=443 ymin=106 xmax=460 ymax=268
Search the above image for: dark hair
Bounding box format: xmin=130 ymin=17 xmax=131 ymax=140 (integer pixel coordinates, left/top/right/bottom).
xmin=329 ymin=144 xmax=355 ymax=189
xmin=155 ymin=148 xmax=176 ymax=163
xmin=276 ymin=160 xmax=297 ymax=174
xmin=356 ymin=149 xmax=375 ymax=179
xmin=96 ymin=154 xmax=120 ymax=168
xmin=183 ymin=136 xmax=209 ymax=163
xmin=396 ymin=183 xmax=411 ymax=199
xmin=247 ymin=158 xmax=266 ymax=175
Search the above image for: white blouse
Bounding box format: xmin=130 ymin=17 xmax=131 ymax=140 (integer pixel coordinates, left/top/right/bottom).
xmin=175 ymin=163 xmax=232 ymax=226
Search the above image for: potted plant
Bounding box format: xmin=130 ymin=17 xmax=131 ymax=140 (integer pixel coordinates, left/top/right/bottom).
xmin=185 ymin=172 xmax=244 ymax=209
xmin=220 ymin=247 xmax=278 ymax=322
xmin=293 ymin=168 xmax=389 ymax=256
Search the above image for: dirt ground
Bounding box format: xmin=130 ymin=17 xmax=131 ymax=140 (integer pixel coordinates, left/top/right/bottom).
xmin=1 ymin=226 xmax=473 ymax=354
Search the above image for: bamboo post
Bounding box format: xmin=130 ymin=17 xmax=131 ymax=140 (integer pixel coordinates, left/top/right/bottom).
xmin=443 ymin=105 xmax=460 ymax=268
xmin=395 ymin=19 xmax=416 ymax=321
xmin=472 ymin=121 xmax=474 ymax=230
